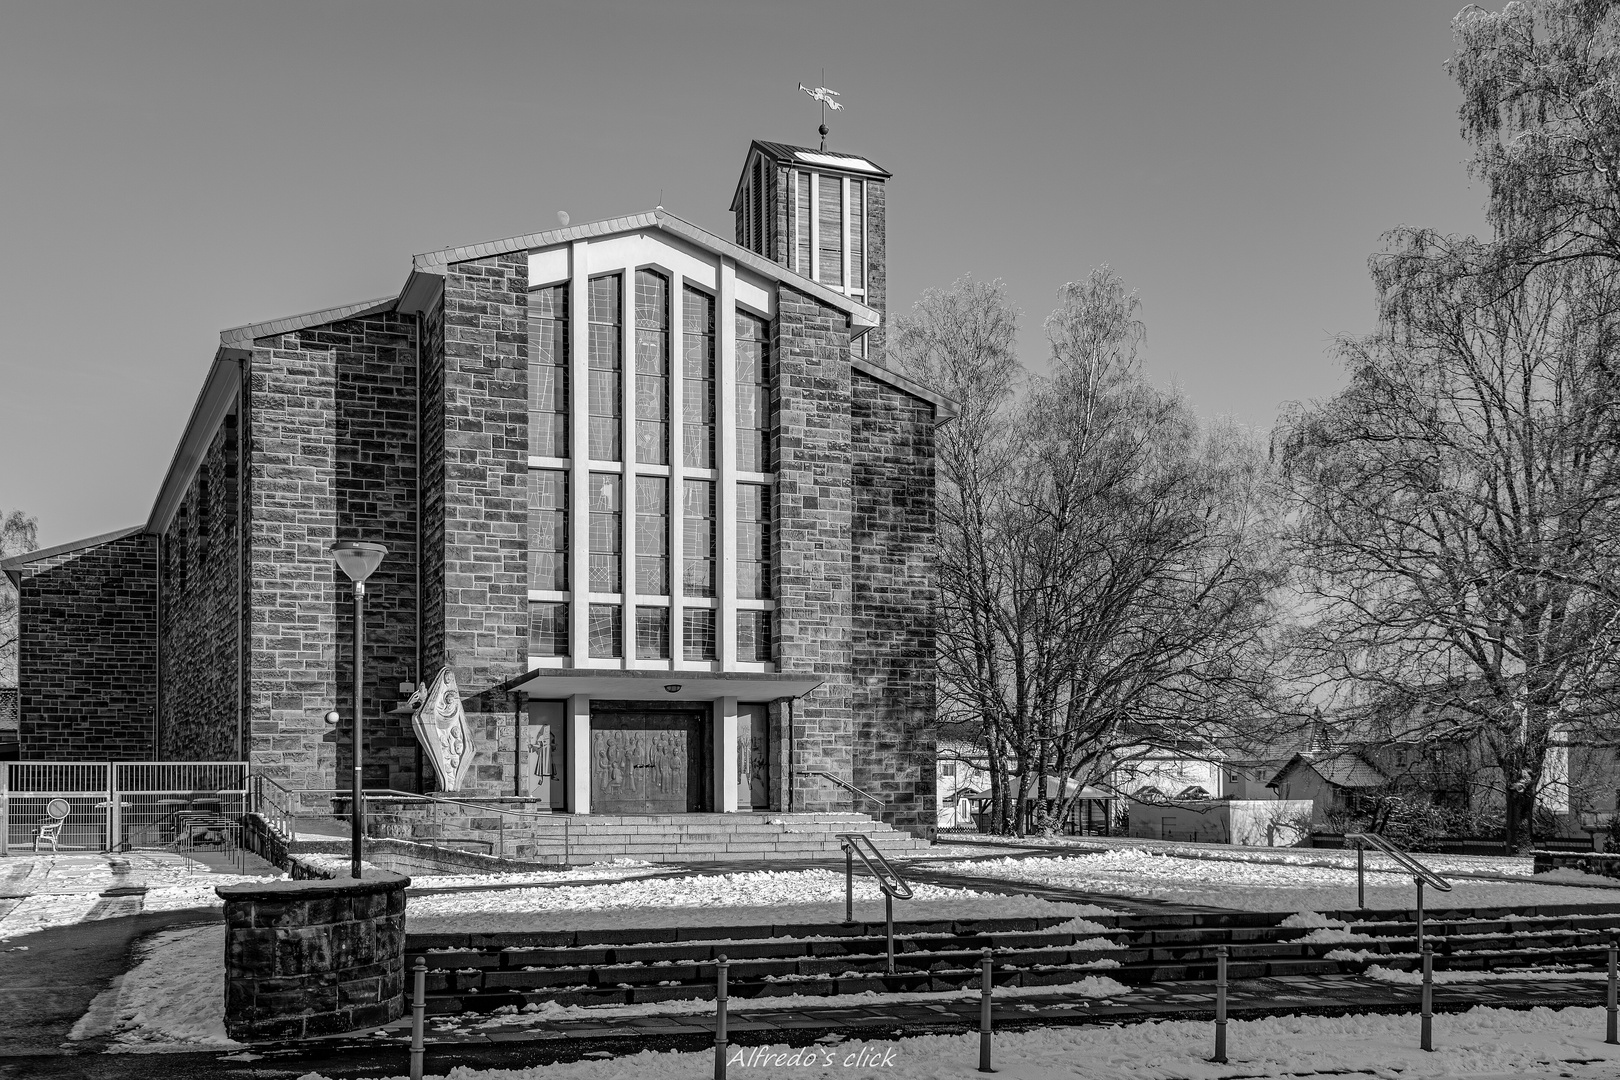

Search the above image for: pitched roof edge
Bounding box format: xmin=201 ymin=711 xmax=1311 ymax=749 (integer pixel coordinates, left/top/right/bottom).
xmin=851 ymin=357 xmax=961 ymax=419
xmin=2 ymin=525 xmax=147 ymax=582
xmin=219 ymin=296 xmax=399 ymax=346
xmin=411 ymin=210 xmax=879 ymax=327
xmin=730 ymin=140 xmax=893 ymax=209
xmin=146 ymin=350 xmax=247 ymax=537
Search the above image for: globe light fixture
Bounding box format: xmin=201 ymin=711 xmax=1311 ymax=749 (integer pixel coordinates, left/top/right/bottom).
xmin=330 ymin=540 xmax=388 ymax=879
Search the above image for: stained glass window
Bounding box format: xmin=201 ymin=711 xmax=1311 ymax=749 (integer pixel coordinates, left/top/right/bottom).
xmin=530 ymin=601 xmax=568 ymax=657
xmin=683 ymin=608 xmax=716 ymax=661
xmin=588 ymin=604 xmax=622 ymax=658
xmin=682 ymin=286 xmax=715 ymax=469
xmin=634 ymin=270 xmax=668 ymax=465
xmin=737 ymin=610 xmax=772 ymax=663
xmin=737 ymin=483 xmax=771 ymax=600
xmin=588 ymin=275 xmax=622 ymax=461
xmin=736 ymin=311 xmax=771 ymax=473
xmin=636 ymin=606 xmax=670 ymax=659
xmin=528 ymin=470 xmax=567 ymax=591
xmin=683 ymin=479 xmax=715 ymax=597
xmin=529 ymin=284 xmax=568 ymax=457
xmin=635 ymin=476 xmax=668 ymax=595
xmin=588 ymin=473 xmax=621 ymax=593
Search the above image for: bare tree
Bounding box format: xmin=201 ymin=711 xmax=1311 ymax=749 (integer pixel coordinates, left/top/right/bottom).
xmin=1276 ymin=253 xmax=1620 ymax=850
xmin=0 ymin=509 xmax=40 ymax=684
xmin=898 ymin=270 xmax=1286 ymax=835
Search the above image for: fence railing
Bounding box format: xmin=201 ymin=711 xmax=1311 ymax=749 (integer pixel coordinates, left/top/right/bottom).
xmin=808 ymin=770 xmax=884 ymax=809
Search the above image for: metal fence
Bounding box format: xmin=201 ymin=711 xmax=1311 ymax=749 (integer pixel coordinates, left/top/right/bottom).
xmin=1 ymin=760 xmax=249 ymax=859
xmin=2 ymin=761 xmax=111 ymax=854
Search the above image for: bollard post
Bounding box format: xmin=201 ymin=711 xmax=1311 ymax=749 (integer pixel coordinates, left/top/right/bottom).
xmin=844 ymin=843 xmax=855 ymax=925
xmin=715 ymin=954 xmax=729 ymax=1080
xmin=978 ymin=948 xmax=994 ymax=1073
xmin=1420 ymin=942 xmax=1433 ymax=1052
xmin=885 ymin=891 xmax=896 ymax=975
xmin=1213 ymin=944 xmax=1228 ymax=1063
xmin=409 ymin=956 xmax=426 ymax=1080
xmin=1607 ymin=935 xmax=1618 ymax=1045
xmin=1415 ymin=878 xmax=1425 ymax=954
xmin=1356 ymin=839 xmax=1365 ymax=910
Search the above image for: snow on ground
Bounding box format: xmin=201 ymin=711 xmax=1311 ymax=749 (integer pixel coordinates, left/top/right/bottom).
xmin=409 ymin=869 xmax=1114 ymax=933
xmin=941 ymin=850 xmax=1620 ymax=912
xmin=296 ymin=853 xmax=672 ymax=889
xmin=68 ymin=923 xmax=240 ymax=1052
xmin=1363 ymin=963 xmax=1609 ymax=984
xmin=0 ymin=853 xmax=279 ymax=941
xmin=298 ymin=1004 xmax=1620 ymax=1079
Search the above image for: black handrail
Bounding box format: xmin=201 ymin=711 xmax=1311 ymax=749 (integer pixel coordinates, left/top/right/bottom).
xmin=1346 ymin=831 xmax=1452 ymax=949
xmin=837 ymin=832 xmax=913 ymax=974
xmin=810 ymin=770 xmax=885 ymax=808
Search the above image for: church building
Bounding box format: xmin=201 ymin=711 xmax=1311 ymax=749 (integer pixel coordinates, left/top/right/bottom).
xmin=3 ymin=139 xmax=948 ymax=837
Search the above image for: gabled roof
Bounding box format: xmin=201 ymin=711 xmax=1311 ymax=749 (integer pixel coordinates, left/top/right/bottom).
xmin=1269 ymin=751 xmax=1386 ymax=791
xmin=1 ymin=525 xmax=145 ymax=588
xmin=410 ymin=208 xmax=879 ymax=329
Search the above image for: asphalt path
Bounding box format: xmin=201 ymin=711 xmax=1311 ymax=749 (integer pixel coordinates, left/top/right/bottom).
xmin=0 ymin=906 xmax=222 ymax=1061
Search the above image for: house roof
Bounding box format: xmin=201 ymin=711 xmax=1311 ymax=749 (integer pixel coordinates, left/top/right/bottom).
xmin=1269 ymin=751 xmax=1386 ymax=790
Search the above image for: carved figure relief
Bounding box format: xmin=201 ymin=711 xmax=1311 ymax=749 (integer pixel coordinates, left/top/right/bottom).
xmin=407 ymin=666 xmax=474 ymax=792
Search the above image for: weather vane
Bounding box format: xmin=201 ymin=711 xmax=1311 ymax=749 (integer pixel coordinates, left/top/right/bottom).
xmin=799 ymin=74 xmax=843 ymax=151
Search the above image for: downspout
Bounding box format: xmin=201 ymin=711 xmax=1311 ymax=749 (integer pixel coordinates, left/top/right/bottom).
xmin=153 ymin=533 xmax=162 ymax=759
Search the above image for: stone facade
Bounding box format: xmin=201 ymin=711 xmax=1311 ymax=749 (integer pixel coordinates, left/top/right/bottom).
xmin=159 ymin=409 xmax=244 ymax=760
xmin=13 ymin=530 xmax=158 ymax=760
xmin=850 ymin=370 xmax=937 ymax=838
xmin=217 ymin=872 xmax=408 ymax=1041
xmin=774 ymin=285 xmax=856 ymax=814
xmin=246 ymin=311 xmax=420 ymax=790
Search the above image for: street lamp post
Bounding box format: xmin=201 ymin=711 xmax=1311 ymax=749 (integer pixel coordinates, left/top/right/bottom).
xmin=331 ymin=540 xmax=388 ymax=880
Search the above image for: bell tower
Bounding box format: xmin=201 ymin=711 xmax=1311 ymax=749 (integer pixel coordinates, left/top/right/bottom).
xmin=730 ymin=140 xmax=891 ymax=361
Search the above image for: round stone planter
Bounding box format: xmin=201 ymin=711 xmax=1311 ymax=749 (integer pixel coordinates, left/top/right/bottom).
xmin=215 ymin=870 xmax=409 ymax=1041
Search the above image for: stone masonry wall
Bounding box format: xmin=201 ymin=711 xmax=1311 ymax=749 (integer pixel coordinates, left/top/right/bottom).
xmin=17 ymin=532 xmax=158 ymax=760
xmin=433 ymin=254 xmax=529 ymax=795
xmin=217 ymin=872 xmax=408 ymax=1041
xmin=160 ymin=408 xmax=244 ymax=760
xmin=850 ymin=370 xmax=937 ymax=839
xmin=419 ymin=297 xmax=446 ymax=682
xmin=774 ymin=285 xmax=855 ymax=813
xmin=246 ymin=312 xmax=420 ymax=791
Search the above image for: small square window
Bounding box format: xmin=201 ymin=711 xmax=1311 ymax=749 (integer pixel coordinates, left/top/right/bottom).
xmin=530 ymin=602 xmax=569 ymax=657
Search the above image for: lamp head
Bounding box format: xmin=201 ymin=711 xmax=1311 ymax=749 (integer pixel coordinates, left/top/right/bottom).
xmin=330 ymin=541 xmax=388 ymax=583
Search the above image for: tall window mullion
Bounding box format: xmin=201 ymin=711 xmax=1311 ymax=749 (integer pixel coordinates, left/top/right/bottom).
xmin=529 ymin=284 xmax=569 ymax=457
xmin=634 ymin=270 xmax=669 ymax=464
xmin=588 ymin=275 xmax=622 ymax=461
xmin=850 ymin=180 xmax=865 ymax=294
xmin=682 ymin=287 xmax=715 ymax=468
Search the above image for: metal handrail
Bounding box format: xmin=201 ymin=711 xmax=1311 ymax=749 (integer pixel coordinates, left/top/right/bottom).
xmin=810 ymin=770 xmax=884 ymax=808
xmin=837 ymin=831 xmax=914 ymax=974
xmin=1346 ymin=832 xmax=1453 ymax=949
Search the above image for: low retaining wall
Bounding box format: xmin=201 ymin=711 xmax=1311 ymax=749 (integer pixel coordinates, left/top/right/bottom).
xmin=216 ymin=871 xmax=409 ymax=1041
xmin=1533 ymin=850 xmax=1620 ymax=880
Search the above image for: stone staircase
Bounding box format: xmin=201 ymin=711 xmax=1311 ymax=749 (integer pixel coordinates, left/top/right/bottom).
xmin=407 ymin=903 xmax=1620 ymax=1014
xmin=534 ymin=812 xmax=930 ymax=865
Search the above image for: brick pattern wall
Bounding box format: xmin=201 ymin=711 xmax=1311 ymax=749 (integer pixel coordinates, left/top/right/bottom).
xmin=17 ymin=532 xmax=158 ymax=760
xmin=160 ymin=410 xmax=244 ymax=760
xmin=773 ymin=286 xmax=855 ymax=813
xmin=246 ymin=312 xmax=420 ymax=790
xmin=431 ymin=255 xmax=529 ymax=794
xmin=850 ymin=370 xmax=937 ymax=838
xmin=218 ymin=873 xmax=408 ymax=1040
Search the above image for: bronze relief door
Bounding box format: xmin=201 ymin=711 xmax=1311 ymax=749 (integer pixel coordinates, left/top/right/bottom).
xmin=591 ymin=710 xmax=705 ymax=814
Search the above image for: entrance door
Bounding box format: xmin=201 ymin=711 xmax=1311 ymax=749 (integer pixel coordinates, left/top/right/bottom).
xmin=591 ymin=711 xmax=704 ymax=814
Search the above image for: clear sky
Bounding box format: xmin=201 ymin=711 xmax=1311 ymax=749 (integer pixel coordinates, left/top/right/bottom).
xmin=0 ymin=0 xmax=1488 ymax=548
